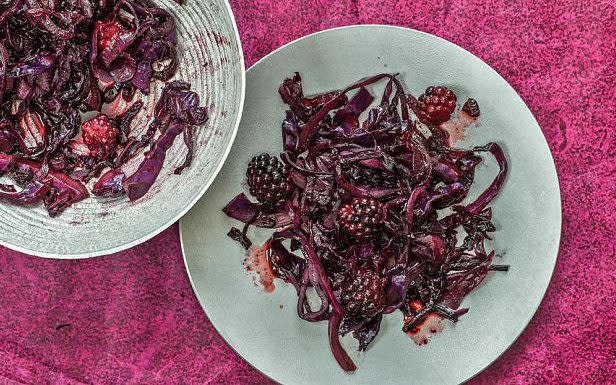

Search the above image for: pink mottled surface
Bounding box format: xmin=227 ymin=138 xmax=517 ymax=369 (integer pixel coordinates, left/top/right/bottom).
xmin=0 ymin=0 xmax=614 ymax=384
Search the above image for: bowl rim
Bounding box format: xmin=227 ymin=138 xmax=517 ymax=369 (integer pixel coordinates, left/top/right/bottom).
xmin=180 ymin=24 xmax=562 ymax=384
xmin=1 ymin=0 xmax=247 ymax=259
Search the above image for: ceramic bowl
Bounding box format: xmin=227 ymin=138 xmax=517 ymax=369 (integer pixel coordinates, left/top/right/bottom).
xmin=0 ymin=0 xmax=245 ymax=258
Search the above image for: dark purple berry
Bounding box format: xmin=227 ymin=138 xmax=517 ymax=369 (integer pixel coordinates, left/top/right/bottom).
xmin=417 ymin=86 xmax=457 ymax=125
xmin=246 ymin=153 xmax=293 ymax=204
xmin=340 ymin=268 xmax=386 ymax=318
xmin=338 ymin=197 xmax=383 ymax=238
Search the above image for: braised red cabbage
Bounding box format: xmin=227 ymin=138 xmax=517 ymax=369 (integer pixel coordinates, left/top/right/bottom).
xmin=223 ymin=73 xmax=509 ymax=371
xmin=0 ymin=0 xmax=207 ymax=216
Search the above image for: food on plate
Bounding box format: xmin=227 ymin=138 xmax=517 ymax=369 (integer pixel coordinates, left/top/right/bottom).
xmin=223 ymin=73 xmax=508 ymax=371
xmin=0 ymin=0 xmax=207 ymax=216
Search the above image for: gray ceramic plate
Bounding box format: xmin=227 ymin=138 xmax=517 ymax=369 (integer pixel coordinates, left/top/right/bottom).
xmin=0 ymin=0 xmax=245 ymax=258
xmin=181 ymin=25 xmax=561 ymax=385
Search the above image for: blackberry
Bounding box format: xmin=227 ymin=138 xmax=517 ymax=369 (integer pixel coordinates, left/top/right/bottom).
xmin=246 ymin=153 xmax=293 ymax=204
xmin=96 ymin=20 xmax=125 ymax=52
xmin=340 ymin=269 xmax=386 ymax=318
xmin=417 ymin=86 xmax=457 ymax=125
xmin=338 ymin=197 xmax=383 ymax=238
xmin=81 ymin=114 xmax=118 ymax=159
xmin=343 ymin=165 xmax=397 ymax=188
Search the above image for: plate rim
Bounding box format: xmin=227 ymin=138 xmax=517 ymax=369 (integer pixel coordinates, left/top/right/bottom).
xmin=1 ymin=0 xmax=247 ymax=259
xmin=181 ymin=24 xmax=562 ymax=384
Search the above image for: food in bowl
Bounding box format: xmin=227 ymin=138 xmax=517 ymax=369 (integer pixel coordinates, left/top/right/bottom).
xmin=223 ymin=73 xmax=509 ymax=371
xmin=0 ymin=0 xmax=207 ymax=216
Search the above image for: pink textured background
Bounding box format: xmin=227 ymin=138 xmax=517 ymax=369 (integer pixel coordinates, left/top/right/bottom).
xmin=1 ymin=0 xmax=614 ymax=384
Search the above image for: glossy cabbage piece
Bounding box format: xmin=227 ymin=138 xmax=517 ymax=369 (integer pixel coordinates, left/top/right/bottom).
xmin=122 ymin=81 xmax=208 ymax=201
xmin=0 ymin=153 xmax=88 ymax=216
